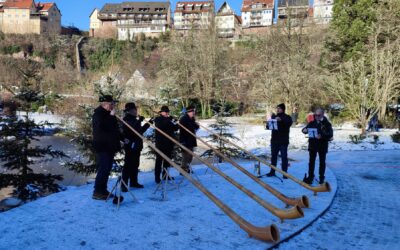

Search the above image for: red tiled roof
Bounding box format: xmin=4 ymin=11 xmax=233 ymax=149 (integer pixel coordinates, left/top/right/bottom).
xmin=175 ymin=1 xmax=213 ymax=13
xmin=241 ymin=0 xmax=274 ymax=12
xmin=3 ymin=0 xmax=35 ymax=9
xmin=36 ymin=2 xmax=54 ymax=11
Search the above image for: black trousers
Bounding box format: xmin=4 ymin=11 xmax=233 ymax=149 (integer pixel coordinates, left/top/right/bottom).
xmin=181 ymin=147 xmax=194 ymax=171
xmin=308 ymin=149 xmax=327 ymax=178
xmin=155 ymin=147 xmax=173 ymax=182
xmin=122 ymin=147 xmax=141 ymax=186
xmin=269 ymin=144 xmax=289 ymax=174
xmin=94 ymin=152 xmax=114 ymax=193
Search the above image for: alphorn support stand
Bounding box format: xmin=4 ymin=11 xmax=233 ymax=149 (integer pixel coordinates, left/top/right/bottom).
xmin=106 ymin=162 xmax=139 ymax=209
xmin=153 ymin=164 xmax=180 ymax=201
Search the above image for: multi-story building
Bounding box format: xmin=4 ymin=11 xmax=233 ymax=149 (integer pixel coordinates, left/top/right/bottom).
xmin=313 ymin=0 xmax=334 ymax=24
xmin=174 ymin=1 xmax=214 ymax=32
xmin=90 ymin=2 xmax=171 ymax=40
xmin=215 ymin=1 xmax=241 ymax=39
xmin=0 ymin=0 xmax=61 ymax=35
xmin=241 ymin=0 xmax=274 ymax=33
xmin=274 ymin=0 xmax=311 ymax=25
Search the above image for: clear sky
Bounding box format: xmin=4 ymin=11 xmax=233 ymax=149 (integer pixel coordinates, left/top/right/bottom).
xmin=52 ymin=0 xmax=242 ymax=31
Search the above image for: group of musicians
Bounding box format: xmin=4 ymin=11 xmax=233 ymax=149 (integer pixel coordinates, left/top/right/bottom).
xmin=91 ymin=95 xmax=332 ymax=201
xmin=91 ymin=95 xmax=199 ymax=200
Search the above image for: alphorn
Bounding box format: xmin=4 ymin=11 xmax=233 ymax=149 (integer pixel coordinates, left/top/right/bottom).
xmin=178 ymin=122 xmax=310 ymax=208
xmin=198 ymin=124 xmax=331 ymax=195
xmin=146 ymin=120 xmax=304 ymax=221
xmin=116 ymin=116 xmax=280 ymax=242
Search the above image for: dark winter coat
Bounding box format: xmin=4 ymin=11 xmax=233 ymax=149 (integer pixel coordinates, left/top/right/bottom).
xmin=123 ymin=113 xmax=150 ymax=152
xmin=302 ymin=117 xmax=333 ymax=153
xmin=92 ymin=106 xmax=121 ymax=153
xmin=154 ymin=115 xmax=179 ymax=149
xmin=266 ymin=113 xmax=293 ymax=145
xmin=179 ymin=114 xmax=199 ymax=148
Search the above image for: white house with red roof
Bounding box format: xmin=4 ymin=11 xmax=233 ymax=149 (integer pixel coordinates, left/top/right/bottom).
xmin=0 ymin=0 xmax=61 ymax=35
xmin=241 ymin=0 xmax=274 ymax=29
xmin=174 ymin=1 xmax=214 ymax=32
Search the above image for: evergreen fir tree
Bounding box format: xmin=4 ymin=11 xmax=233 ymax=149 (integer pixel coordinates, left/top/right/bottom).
xmin=0 ymin=60 xmax=66 ymax=201
xmin=324 ymin=0 xmax=378 ymax=64
xmin=201 ymin=103 xmax=243 ymax=163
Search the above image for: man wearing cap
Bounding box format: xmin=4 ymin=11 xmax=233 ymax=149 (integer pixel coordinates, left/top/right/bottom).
xmin=154 ymin=105 xmax=179 ymax=183
xmin=121 ymin=102 xmax=151 ymax=190
xmin=92 ymin=95 xmax=121 ymax=200
xmin=179 ymin=106 xmax=199 ymax=173
xmin=266 ymin=103 xmax=293 ymax=178
xmin=302 ymin=108 xmax=333 ymax=184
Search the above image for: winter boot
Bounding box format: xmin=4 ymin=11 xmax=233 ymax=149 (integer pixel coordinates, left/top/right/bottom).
xmin=319 ymin=176 xmax=325 ymax=184
xmin=303 ymin=174 xmax=314 ymax=185
xmin=130 ymin=183 xmax=144 ymax=189
xmin=121 ymin=186 xmax=128 ymax=192
xmin=266 ymin=171 xmax=276 ymax=177
xmin=112 ymin=195 xmax=124 ymax=204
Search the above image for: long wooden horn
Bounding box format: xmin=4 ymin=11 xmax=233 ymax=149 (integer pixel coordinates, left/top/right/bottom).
xmin=116 ymin=115 xmax=280 ymax=242
xmin=146 ymin=121 xmax=304 ymax=221
xmin=198 ymin=123 xmax=331 ymax=196
xmin=178 ymin=122 xmax=310 ymax=208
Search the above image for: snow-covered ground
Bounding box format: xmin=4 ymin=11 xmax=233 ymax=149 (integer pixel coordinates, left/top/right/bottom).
xmin=1 ymin=115 xmax=399 ymax=249
xmin=0 ymin=159 xmax=337 ymax=250
xmin=279 ymin=150 xmax=400 ymax=250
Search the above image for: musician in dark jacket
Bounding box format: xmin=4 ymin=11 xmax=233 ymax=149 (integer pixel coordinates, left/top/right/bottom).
xmin=121 ymin=102 xmax=151 ymax=190
xmin=266 ymin=103 xmax=293 ymax=178
xmin=92 ymin=95 xmax=121 ymax=200
xmin=154 ymin=106 xmax=179 ymax=183
xmin=302 ymin=108 xmax=333 ymax=184
xmin=179 ymin=106 xmax=199 ymax=173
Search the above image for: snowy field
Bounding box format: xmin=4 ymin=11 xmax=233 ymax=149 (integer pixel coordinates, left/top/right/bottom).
xmin=1 ymin=115 xmax=399 ymax=249
xmin=0 ymin=160 xmax=337 ymax=250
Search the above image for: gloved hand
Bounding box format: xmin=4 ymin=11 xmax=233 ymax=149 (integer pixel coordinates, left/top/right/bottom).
xmin=110 ymin=109 xmax=116 ymax=116
xmin=148 ymin=117 xmax=154 ymax=124
xmin=139 ymin=116 xmax=145 ymax=122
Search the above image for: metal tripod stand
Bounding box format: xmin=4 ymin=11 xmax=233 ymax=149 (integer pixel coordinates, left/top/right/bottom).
xmin=106 ymin=162 xmax=139 ymax=209
xmin=153 ymin=165 xmax=179 ymax=200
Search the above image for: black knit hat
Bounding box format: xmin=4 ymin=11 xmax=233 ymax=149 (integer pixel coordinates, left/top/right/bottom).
xmin=99 ymin=95 xmax=117 ymax=103
xmin=159 ymin=105 xmax=170 ymax=113
xmin=277 ymin=103 xmax=286 ymax=111
xmin=186 ymin=105 xmax=195 ymax=113
xmin=124 ymin=102 xmax=137 ymax=112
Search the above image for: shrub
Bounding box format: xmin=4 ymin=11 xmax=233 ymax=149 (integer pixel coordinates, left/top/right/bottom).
xmin=391 ymin=132 xmax=400 ymax=143
xmin=1 ymin=45 xmax=21 ymax=54
xmin=349 ymin=134 xmax=366 ymax=144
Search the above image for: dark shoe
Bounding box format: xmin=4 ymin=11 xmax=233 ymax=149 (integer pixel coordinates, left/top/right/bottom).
xmin=283 ymin=176 xmax=288 ymax=179
xmin=303 ymin=174 xmax=314 ymax=185
xmin=266 ymin=172 xmax=276 ymax=177
xmin=121 ymin=186 xmax=128 ymax=192
xmin=155 ymin=178 xmax=161 ymax=184
xmin=130 ymin=183 xmax=144 ymax=188
xmin=112 ymin=195 xmax=124 ymax=204
xmin=319 ymin=176 xmax=325 ymax=184
xmin=92 ymin=191 xmax=114 ymax=200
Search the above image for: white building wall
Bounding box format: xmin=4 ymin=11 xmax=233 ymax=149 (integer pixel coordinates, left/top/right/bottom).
xmin=314 ymin=0 xmax=334 ymax=24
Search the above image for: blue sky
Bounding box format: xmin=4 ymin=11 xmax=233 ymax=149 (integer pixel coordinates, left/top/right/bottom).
xmin=52 ymin=0 xmax=242 ymax=30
